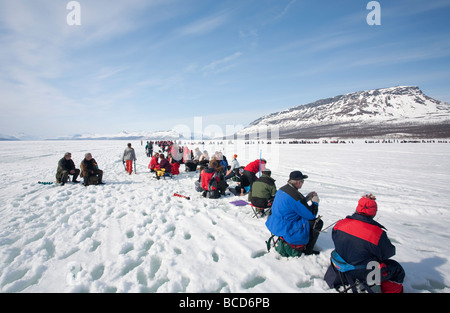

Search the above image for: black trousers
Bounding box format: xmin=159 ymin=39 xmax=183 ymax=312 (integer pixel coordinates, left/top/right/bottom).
xmin=305 ymin=218 xmax=323 ymax=253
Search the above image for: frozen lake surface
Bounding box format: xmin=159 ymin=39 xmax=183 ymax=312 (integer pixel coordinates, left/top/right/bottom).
xmin=0 ymin=139 xmax=449 ymax=293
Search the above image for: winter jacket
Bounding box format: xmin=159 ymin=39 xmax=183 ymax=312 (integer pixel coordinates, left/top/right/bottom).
xmin=219 ymin=157 xmax=228 ymax=174
xmin=244 ymin=159 xmax=266 ymax=174
xmin=171 ymin=162 xmax=180 ymax=175
xmin=248 ymin=174 xmax=277 ymax=208
xmin=159 ymin=158 xmax=172 ymax=174
xmin=265 ymin=184 xmax=318 ymax=245
xmin=149 ymin=155 xmax=159 ymax=170
xmin=229 ymin=159 xmax=239 ymax=172
xmin=57 ymin=157 xmax=76 ymax=175
xmin=122 ymin=147 xmax=137 ymax=162
xmin=332 ymin=213 xmax=396 ymax=268
xmin=200 ymin=167 xmax=219 ymax=191
xmin=80 ymin=158 xmax=99 ymax=178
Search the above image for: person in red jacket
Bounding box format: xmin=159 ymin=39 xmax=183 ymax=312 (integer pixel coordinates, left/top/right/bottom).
xmin=243 ymin=158 xmax=266 ymax=190
xmin=168 ymin=155 xmax=180 ymax=175
xmin=325 ymin=194 xmax=405 ymax=293
xmin=148 ymin=152 xmax=159 ymax=172
xmin=200 ymin=160 xmax=221 ymax=199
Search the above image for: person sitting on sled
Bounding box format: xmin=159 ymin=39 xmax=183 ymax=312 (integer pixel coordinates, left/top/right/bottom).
xmin=56 ymin=152 xmax=80 ymax=185
xmin=265 ymin=170 xmax=323 ymax=256
xmin=324 ymin=194 xmax=405 ymax=293
xmin=158 ymin=153 xmax=172 ymax=175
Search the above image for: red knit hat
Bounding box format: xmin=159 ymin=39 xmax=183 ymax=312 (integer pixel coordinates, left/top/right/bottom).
xmin=356 ymin=194 xmax=377 ymax=217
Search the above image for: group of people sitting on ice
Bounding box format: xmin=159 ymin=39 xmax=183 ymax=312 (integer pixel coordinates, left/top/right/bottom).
xmin=55 ymin=142 xmax=405 ymax=293
xmin=190 ymin=148 xmax=405 ymax=293
xmin=56 ymin=151 xmax=104 ymax=186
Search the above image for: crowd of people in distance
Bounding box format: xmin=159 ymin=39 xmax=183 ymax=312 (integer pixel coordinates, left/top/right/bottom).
xmin=54 ymin=140 xmax=405 ymax=293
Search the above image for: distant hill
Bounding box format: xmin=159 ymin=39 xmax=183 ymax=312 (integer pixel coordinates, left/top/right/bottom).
xmin=52 ymin=130 xmax=184 ymax=141
xmin=238 ymin=86 xmax=450 ymax=139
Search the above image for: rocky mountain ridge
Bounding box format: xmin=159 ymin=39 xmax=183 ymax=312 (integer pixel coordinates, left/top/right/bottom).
xmin=238 ymin=86 xmax=450 ymax=139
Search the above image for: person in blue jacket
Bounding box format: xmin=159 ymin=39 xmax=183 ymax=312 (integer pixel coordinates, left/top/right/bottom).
xmin=265 ymin=170 xmax=323 ymax=255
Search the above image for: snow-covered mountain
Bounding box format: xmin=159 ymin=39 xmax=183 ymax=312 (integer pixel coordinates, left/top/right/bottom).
xmin=238 ymin=86 xmax=450 ymax=139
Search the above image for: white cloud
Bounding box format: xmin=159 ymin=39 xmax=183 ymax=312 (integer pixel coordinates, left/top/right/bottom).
xmin=201 ymin=52 xmax=243 ymax=74
xmin=95 ymin=66 xmax=129 ymax=80
xmin=178 ymin=11 xmax=229 ymax=36
xmin=275 ymin=0 xmax=297 ymax=20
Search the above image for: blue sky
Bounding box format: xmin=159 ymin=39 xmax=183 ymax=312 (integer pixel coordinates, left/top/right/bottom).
xmin=1 ymin=0 xmax=450 ymax=139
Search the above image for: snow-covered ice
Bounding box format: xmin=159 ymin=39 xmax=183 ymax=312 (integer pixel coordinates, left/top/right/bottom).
xmin=0 ymin=139 xmax=449 ymax=293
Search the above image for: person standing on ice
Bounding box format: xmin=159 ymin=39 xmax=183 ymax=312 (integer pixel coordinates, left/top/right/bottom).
xmin=56 ymin=152 xmax=80 ymax=185
xmin=265 ymin=170 xmax=323 ymax=256
xmin=122 ymin=143 xmax=137 ymax=175
xmin=325 ymin=194 xmax=405 ymax=293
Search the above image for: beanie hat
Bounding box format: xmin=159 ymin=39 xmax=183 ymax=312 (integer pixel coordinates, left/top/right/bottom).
xmin=356 ymin=194 xmax=377 ymax=217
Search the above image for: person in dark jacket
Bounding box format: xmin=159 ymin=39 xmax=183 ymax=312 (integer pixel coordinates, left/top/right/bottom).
xmin=56 ymin=152 xmax=80 ymax=185
xmin=228 ymin=167 xmax=250 ymax=196
xmin=80 ymin=153 xmax=104 ymax=186
xmin=248 ymin=169 xmax=276 ymax=209
xmin=325 ymin=194 xmax=405 ymax=293
xmin=265 ymin=170 xmax=323 ymax=255
xmin=158 ymin=154 xmax=172 ymax=174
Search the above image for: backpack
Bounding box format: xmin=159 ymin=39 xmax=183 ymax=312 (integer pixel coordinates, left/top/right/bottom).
xmin=201 ymin=169 xmax=218 ymax=191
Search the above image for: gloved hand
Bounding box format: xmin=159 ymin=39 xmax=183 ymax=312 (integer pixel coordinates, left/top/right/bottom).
xmin=311 ymin=194 xmax=320 ymax=204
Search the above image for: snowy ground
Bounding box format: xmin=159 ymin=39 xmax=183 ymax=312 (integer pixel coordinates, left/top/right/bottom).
xmin=0 ymin=139 xmax=449 ymax=293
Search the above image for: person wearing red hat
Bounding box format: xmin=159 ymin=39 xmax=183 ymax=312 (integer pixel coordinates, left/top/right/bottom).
xmin=225 ymin=154 xmax=240 ymax=180
xmin=325 ymin=194 xmax=405 ymax=293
